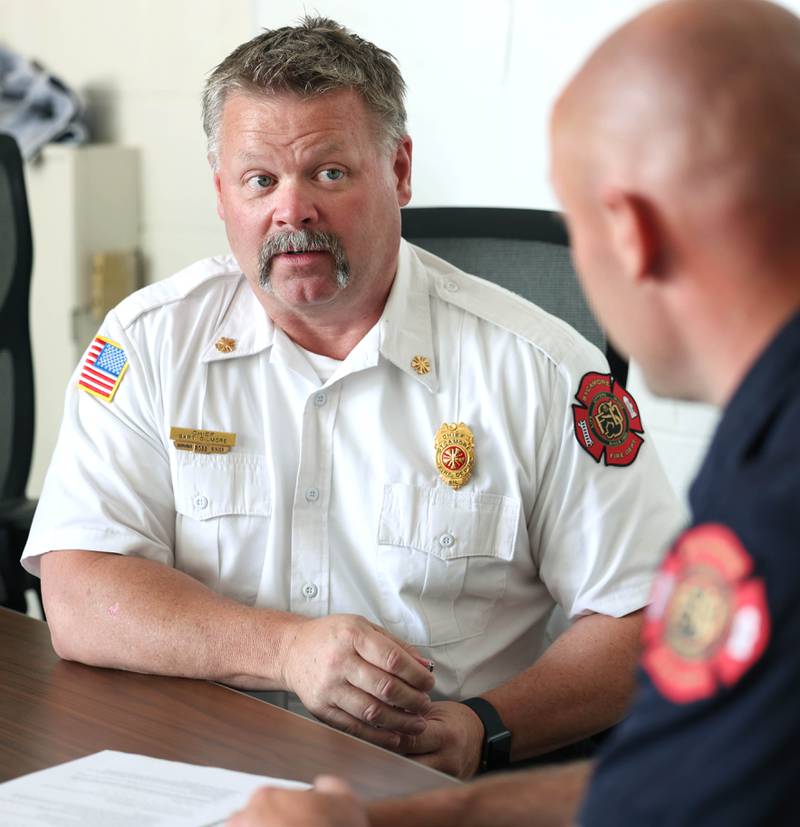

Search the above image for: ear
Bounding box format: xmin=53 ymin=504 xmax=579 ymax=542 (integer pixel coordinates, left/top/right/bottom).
xmin=211 ymin=159 xmax=225 ymax=221
xmin=601 ymin=189 xmax=661 ymax=284
xmin=393 ymin=136 xmax=413 ymax=207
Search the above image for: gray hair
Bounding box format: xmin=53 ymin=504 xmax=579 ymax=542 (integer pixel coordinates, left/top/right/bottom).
xmin=202 ymin=16 xmax=407 ymax=166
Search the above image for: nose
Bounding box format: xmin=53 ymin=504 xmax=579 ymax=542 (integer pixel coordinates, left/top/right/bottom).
xmin=272 ymin=180 xmax=318 ymax=229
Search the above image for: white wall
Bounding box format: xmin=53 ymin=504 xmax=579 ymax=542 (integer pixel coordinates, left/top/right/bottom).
xmin=256 ymin=0 xmax=657 ymax=209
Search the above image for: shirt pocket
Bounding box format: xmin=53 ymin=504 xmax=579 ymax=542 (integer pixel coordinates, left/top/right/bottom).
xmin=376 ymin=483 xmax=520 ymax=646
xmin=173 ymin=451 xmax=270 ymax=605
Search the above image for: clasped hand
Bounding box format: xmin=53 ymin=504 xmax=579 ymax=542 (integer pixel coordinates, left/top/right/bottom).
xmin=281 ymin=614 xmax=435 ymax=750
xmin=396 ymin=700 xmax=484 ymax=779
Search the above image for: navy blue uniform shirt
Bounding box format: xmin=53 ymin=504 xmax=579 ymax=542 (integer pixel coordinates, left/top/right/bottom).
xmin=580 ymin=311 xmax=800 ymax=826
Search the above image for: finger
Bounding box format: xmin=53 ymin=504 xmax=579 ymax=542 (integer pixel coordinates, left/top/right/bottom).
xmin=332 ymin=682 xmax=427 ymax=734
xmin=313 ymin=776 xmax=354 ymax=795
xmin=414 ymin=655 xmax=436 ymax=672
xmin=348 ymin=659 xmax=433 ymax=716
xmin=355 ymin=627 xmax=435 ymax=693
xmin=368 ymin=621 xmax=437 ymax=676
xmin=226 ymin=788 xmax=270 ymax=826
xmin=320 ymin=706 xmax=405 ymax=751
xmin=375 ymin=625 xmax=430 ymax=664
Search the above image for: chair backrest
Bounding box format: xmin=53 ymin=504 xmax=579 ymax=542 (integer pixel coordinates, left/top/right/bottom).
xmin=401 ymin=207 xmax=628 ymax=386
xmin=0 ymin=133 xmax=35 ymax=501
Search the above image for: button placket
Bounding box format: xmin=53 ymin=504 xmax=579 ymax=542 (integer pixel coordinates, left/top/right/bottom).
xmin=290 ymin=384 xmax=341 ymax=616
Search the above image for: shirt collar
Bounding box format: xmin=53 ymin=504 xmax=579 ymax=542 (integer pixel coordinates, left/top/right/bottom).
xmin=378 ymin=239 xmax=439 ymax=393
xmin=200 ymin=241 xmax=438 ymax=393
xmin=201 ymin=276 xmax=274 ymax=364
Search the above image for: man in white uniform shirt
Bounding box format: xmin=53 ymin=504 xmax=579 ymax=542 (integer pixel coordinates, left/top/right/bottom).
xmin=23 ymin=17 xmax=681 ymax=779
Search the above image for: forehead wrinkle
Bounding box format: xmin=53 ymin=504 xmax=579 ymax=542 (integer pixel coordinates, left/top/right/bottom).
xmin=221 ymin=88 xmax=377 ymax=165
xmin=234 ymin=135 xmax=350 ymax=166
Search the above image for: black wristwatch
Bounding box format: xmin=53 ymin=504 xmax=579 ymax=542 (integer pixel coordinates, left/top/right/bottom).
xmin=460 ymin=696 xmax=512 ymax=772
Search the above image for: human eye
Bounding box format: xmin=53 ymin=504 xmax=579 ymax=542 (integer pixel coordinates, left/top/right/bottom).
xmin=316 ymin=168 xmax=346 ymax=183
xmin=245 ymin=173 xmax=275 ymax=191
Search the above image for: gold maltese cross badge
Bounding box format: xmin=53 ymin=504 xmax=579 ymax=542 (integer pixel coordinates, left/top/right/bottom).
xmin=435 ymin=422 xmax=475 ymax=490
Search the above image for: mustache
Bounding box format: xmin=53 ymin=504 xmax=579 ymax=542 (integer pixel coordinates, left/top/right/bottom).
xmin=257 ymin=229 xmax=350 ymax=292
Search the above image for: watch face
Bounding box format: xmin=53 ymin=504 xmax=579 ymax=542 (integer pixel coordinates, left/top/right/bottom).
xmin=485 ymin=729 xmax=512 ymax=769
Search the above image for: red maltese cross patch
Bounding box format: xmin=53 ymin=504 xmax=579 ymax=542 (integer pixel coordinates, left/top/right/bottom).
xmin=642 ymin=523 xmax=770 ymax=704
xmin=572 ymin=372 xmax=644 ymax=466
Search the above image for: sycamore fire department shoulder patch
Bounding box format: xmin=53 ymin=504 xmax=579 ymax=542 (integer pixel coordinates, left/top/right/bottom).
xmin=642 ymin=523 xmax=770 ymax=704
xmin=572 ymin=372 xmax=644 ymax=466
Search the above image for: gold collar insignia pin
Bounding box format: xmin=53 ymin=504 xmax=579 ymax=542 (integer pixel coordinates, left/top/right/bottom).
xmin=435 ymin=422 xmax=475 ymax=490
xmin=215 ymin=336 xmax=237 ymax=353
xmin=411 ymin=355 xmax=431 ymax=375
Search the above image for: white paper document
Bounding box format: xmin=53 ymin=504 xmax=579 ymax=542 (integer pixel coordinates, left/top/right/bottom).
xmin=0 ymin=750 xmax=309 ymax=826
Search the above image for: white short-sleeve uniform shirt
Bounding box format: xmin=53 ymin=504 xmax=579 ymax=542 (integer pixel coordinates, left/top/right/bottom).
xmin=24 ymin=241 xmax=683 ymax=699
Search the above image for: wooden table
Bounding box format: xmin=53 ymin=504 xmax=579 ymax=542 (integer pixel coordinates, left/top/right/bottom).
xmin=0 ymin=607 xmax=459 ymax=799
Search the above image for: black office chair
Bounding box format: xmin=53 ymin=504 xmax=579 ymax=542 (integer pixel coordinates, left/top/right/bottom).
xmin=401 ymin=207 xmax=628 ymax=386
xmin=0 ymin=132 xmax=40 ymax=615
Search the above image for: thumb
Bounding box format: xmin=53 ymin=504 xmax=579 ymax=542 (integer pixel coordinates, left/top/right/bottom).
xmin=313 ymin=775 xmax=355 ymax=796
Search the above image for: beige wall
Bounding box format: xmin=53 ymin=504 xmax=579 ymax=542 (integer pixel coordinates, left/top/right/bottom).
xmin=0 ymin=0 xmax=253 ymax=282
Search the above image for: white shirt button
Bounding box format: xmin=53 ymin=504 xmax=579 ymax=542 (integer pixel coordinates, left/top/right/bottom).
xmin=445 ymin=280 xmax=459 ymax=292
xmin=302 ymin=583 xmax=319 ymax=599
xmin=439 ymin=532 xmax=456 ymax=548
xmin=305 ymin=487 xmax=320 ymax=502
xmin=314 ymin=392 xmax=327 ymax=407
xmin=193 ymin=495 xmax=209 ymax=510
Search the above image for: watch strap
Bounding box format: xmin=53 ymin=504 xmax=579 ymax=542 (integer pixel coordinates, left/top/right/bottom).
xmin=460 ymin=696 xmax=512 ymax=772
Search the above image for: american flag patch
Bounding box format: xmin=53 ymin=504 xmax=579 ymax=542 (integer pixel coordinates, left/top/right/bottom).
xmin=78 ymin=336 xmax=129 ymax=402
